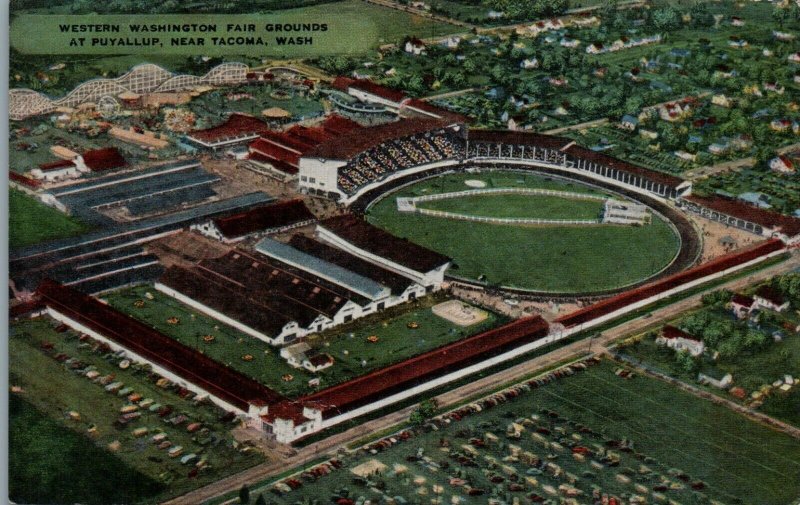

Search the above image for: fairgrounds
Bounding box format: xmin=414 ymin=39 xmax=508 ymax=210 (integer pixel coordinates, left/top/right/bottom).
xmin=368 ymin=170 xmax=684 ymax=294
xmin=105 ymin=286 xmax=501 ymax=396
xmin=256 ymin=359 xmax=800 ymax=505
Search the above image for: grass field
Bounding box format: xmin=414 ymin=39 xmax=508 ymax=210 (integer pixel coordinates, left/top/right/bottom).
xmin=9 ymin=318 xmax=261 ymax=504
xmin=368 ymin=171 xmax=680 ymax=293
xmin=9 ymin=189 xmax=90 ymax=249
xmin=9 ymin=395 xmax=165 ymax=505
xmin=105 ymin=286 xmax=501 ymax=396
xmin=255 ymin=359 xmax=800 ymax=505
xmin=419 ymin=193 xmax=605 ymax=220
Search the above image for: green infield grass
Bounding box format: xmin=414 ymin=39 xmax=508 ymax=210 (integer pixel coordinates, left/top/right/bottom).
xmin=367 ymin=171 xmax=681 ymax=293
xmin=419 ymin=193 xmax=605 ymax=220
xmin=10 ymin=189 xmax=90 ymax=249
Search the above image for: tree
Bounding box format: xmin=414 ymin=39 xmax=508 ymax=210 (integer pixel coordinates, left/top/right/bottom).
xmin=409 ymin=399 xmax=438 ymax=425
xmin=690 ymin=2 xmax=714 ymax=28
xmin=239 ymin=485 xmax=250 ymax=505
xmin=651 ymin=7 xmax=681 ymax=31
xmin=675 ymin=350 xmax=698 ymax=374
xmin=255 ymin=494 xmax=267 ymax=505
xmin=772 ymin=6 xmax=790 ymax=29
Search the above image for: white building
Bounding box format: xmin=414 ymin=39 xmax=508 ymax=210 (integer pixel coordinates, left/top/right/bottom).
xmin=656 ymin=325 xmax=705 ymax=357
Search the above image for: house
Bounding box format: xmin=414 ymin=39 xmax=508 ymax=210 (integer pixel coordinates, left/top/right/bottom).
xmin=404 ymin=38 xmax=426 ymax=55
xmin=440 ymin=36 xmax=461 ymax=49
xmin=789 ymin=52 xmax=800 ymax=64
xmin=711 ymin=94 xmax=733 ymax=108
xmin=586 ymin=42 xmax=604 ymax=54
xmin=731 ymin=293 xmax=755 ymax=319
xmin=639 ymin=129 xmax=658 ymax=140
xmin=410 ymin=1 xmax=430 ymax=10
xmin=771 ymin=118 xmax=792 ymax=132
xmin=744 ymin=84 xmax=762 ymax=97
xmin=302 ymin=350 xmax=335 ymax=372
xmin=728 ymin=37 xmax=748 ymax=48
xmin=754 ymin=286 xmax=789 ymax=312
xmin=764 ymin=82 xmax=785 ymax=94
xmin=731 ymin=16 xmax=745 ymax=27
xmin=656 ymin=325 xmax=705 ymax=357
xmin=520 ymin=57 xmax=539 ymax=69
xmin=708 ymin=142 xmax=730 ymax=155
xmin=763 ymin=48 xmax=774 ymax=57
xmin=774 ymin=30 xmax=796 ymax=41
xmin=560 ymin=38 xmax=580 ymax=48
xmin=769 ymin=155 xmax=795 ymax=174
xmin=795 ymin=73 xmax=800 ymax=84
xmin=487 ymin=10 xmax=504 ymax=19
xmin=674 ymin=150 xmax=697 ymax=162
xmin=620 ymin=114 xmax=639 ymax=131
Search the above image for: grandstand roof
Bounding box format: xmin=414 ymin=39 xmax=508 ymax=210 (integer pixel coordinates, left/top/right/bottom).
xmin=248 ymin=152 xmax=299 ymax=175
xmin=187 ymin=113 xmax=272 ymax=144
xmin=212 ymin=199 xmax=315 ymax=240
xmin=255 ymin=238 xmax=389 ymax=300
xmin=38 ymin=279 xmax=284 ymax=411
xmin=332 ymin=77 xmax=407 ymax=103
xmin=684 ymin=195 xmax=800 ymax=238
xmin=563 ymin=144 xmax=684 ymax=188
xmin=467 ymin=129 xmax=573 ymax=150
xmin=287 ymin=316 xmax=549 ymax=419
xmin=305 ymin=118 xmax=452 ymax=161
xmin=320 ymin=214 xmax=451 ymax=273
xmin=82 ymin=147 xmax=127 ymax=171
xmin=288 ymin=235 xmax=414 ymax=295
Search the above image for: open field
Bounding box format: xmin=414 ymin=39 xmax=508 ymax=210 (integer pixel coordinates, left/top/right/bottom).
xmin=105 ymin=286 xmax=502 ymax=395
xmin=368 ymin=171 xmax=680 ymax=293
xmin=9 ymin=318 xmax=262 ymax=504
xmin=10 ymin=395 xmax=165 ymax=505
xmin=9 ymin=188 xmax=90 ymax=249
xmin=419 ymin=193 xmax=605 ymax=220
xmin=255 ymin=359 xmax=800 ymax=505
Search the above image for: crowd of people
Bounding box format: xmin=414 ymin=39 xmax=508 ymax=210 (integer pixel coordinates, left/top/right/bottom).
xmin=338 ymin=131 xmax=464 ymax=194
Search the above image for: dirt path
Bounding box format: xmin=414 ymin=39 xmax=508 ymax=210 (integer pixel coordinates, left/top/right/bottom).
xmin=163 ymin=252 xmax=799 ymax=505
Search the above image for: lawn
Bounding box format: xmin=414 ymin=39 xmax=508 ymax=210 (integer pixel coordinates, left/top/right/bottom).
xmin=105 ymin=286 xmax=502 ymax=396
xmin=418 ymin=193 xmax=605 ymax=220
xmin=9 ymin=395 xmax=165 ymax=505
xmin=367 ymin=171 xmax=680 ymax=293
xmin=250 ymin=359 xmax=800 ymax=505
xmin=9 ymin=318 xmax=262 ymax=504
xmin=9 ymin=188 xmax=90 ymax=249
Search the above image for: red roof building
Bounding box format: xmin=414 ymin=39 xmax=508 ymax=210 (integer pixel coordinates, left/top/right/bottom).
xmin=682 ymin=195 xmax=800 ymax=242
xmin=211 ymin=199 xmax=315 ymax=241
xmin=187 ymin=113 xmax=274 ymax=148
xmin=37 ymin=280 xmax=284 ymax=412
xmin=81 ymin=147 xmax=127 ymax=171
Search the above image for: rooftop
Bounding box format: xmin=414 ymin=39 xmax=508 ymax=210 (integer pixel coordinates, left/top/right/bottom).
xmin=685 ymin=195 xmax=800 ymax=237
xmin=212 ymin=199 xmax=315 ymax=240
xmin=320 ymin=214 xmax=451 ymax=274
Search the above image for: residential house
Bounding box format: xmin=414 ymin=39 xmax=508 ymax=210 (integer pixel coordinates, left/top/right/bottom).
xmin=754 ymin=286 xmax=790 ymax=312
xmin=764 ymin=82 xmax=785 ymax=95
xmin=302 ymin=350 xmax=335 ymax=372
xmin=712 ymin=94 xmax=733 ymax=108
xmin=731 ymin=293 xmax=755 ymax=319
xmin=620 ymin=114 xmax=639 ymax=131
xmin=520 ymin=57 xmax=539 ymax=69
xmin=280 ymin=342 xmax=312 ymax=368
xmin=656 ymin=325 xmax=705 ymax=357
xmin=789 ymin=52 xmax=800 ymax=64
xmin=731 ymin=16 xmax=745 ymax=27
xmin=774 ymin=30 xmax=796 ymax=41
xmin=771 ymin=118 xmax=793 ymax=132
xmin=404 ymin=38 xmax=426 ymax=56
xmin=770 ymin=155 xmax=796 ymax=174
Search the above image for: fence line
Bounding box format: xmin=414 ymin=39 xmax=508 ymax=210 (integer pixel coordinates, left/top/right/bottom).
xmin=415 ymin=208 xmax=600 ymax=226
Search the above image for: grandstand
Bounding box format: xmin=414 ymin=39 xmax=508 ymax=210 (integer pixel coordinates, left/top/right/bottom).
xmin=300 ymin=119 xmax=466 ymax=199
xmin=317 ymin=214 xmax=451 ymax=289
xmin=298 ymin=126 xmax=692 ymax=203
xmin=679 ymin=195 xmax=800 ymax=244
xmin=193 ymin=199 xmax=316 ymax=243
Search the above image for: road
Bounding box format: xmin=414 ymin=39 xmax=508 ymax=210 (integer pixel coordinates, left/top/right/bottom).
xmin=163 ymin=251 xmax=799 ymax=505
